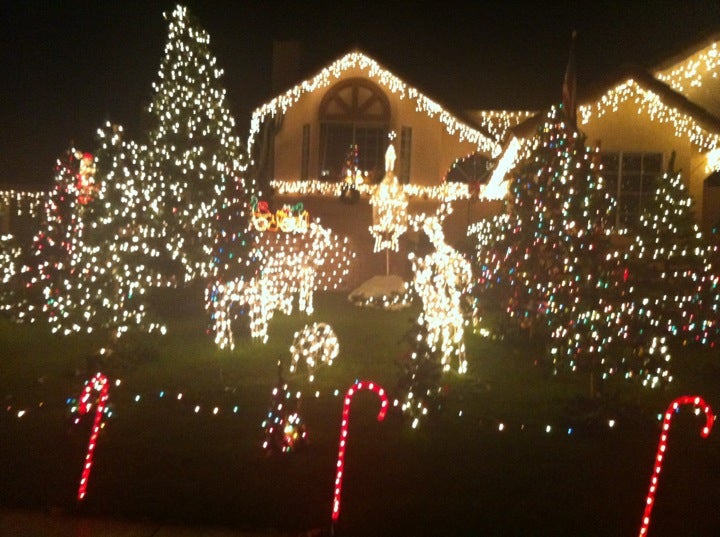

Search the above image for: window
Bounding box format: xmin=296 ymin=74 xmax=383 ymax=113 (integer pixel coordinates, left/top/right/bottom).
xmin=301 ymin=124 xmax=310 ymax=181
xmin=601 ymin=151 xmax=663 ymax=229
xmin=399 ymin=127 xmax=412 ymax=184
xmin=318 ymin=78 xmax=391 ymax=182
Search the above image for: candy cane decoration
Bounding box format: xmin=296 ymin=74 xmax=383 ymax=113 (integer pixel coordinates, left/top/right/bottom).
xmin=638 ymin=395 xmax=715 ymax=537
xmin=331 ymin=380 xmax=388 ymax=528
xmin=76 ymin=372 xmax=110 ymax=501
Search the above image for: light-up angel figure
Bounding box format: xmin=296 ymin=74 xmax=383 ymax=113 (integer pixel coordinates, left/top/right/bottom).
xmin=370 ymin=142 xmax=408 ymax=270
xmin=410 ymin=217 xmax=473 ymax=373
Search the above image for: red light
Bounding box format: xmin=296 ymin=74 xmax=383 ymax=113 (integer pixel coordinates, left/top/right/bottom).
xmin=76 ymin=372 xmax=110 ymax=501
xmin=331 ymin=380 xmax=388 ymax=525
xmin=638 ymin=395 xmax=715 ymax=536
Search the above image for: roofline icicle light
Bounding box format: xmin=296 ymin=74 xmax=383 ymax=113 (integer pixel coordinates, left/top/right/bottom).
xmin=248 ymin=52 xmax=500 ymax=157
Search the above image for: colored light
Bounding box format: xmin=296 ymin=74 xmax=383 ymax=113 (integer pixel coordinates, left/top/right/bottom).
xmin=331 ymin=380 xmax=389 ymax=524
xmin=76 ymin=372 xmax=110 ymax=501
xmin=638 ymin=395 xmax=715 ymax=537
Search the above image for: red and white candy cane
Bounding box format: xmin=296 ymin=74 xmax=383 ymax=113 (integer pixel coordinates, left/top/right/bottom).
xmin=76 ymin=372 xmax=110 ymax=501
xmin=638 ymin=395 xmax=715 ymax=537
xmin=331 ymin=380 xmax=389 ymax=528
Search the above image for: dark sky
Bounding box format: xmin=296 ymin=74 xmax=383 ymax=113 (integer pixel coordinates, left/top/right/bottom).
xmin=2 ymin=0 xmax=720 ymax=187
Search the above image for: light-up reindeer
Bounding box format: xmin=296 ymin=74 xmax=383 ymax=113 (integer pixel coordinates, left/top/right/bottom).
xmin=208 ymin=221 xmax=354 ymax=348
xmin=410 ymin=217 xmax=473 ymax=373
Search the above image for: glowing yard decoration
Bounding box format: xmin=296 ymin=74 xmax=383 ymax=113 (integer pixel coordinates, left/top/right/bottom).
xmin=289 ymin=322 xmax=339 ymax=381
xmin=370 ymin=142 xmax=408 ymax=257
xmin=252 ymin=200 xmax=309 ymax=233
xmin=331 ymin=381 xmax=389 ymax=526
xmin=410 ymin=217 xmax=473 ymax=374
xmin=76 ymin=372 xmax=110 ymax=501
xmin=638 ymin=395 xmax=715 ymax=537
xmin=482 ymin=136 xmax=526 ymax=200
xmin=261 ymin=381 xmax=307 ymax=454
xmin=207 ymin=221 xmax=354 ymax=347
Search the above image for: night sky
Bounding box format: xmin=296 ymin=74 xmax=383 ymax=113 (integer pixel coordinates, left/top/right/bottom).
xmin=2 ymin=0 xmax=720 ymax=188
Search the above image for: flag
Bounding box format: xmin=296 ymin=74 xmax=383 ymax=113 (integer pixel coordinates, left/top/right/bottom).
xmin=562 ymin=30 xmax=577 ymax=128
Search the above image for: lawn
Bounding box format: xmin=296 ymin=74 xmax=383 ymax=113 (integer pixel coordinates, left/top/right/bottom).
xmin=1 ymin=289 xmax=719 ymax=536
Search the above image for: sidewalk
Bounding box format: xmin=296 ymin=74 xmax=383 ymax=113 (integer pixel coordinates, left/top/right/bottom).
xmin=0 ymin=508 xmax=300 ymax=537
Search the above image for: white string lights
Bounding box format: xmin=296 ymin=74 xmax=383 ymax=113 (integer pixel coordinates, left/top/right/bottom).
xmin=289 ymin=322 xmax=339 ymax=382
xmin=410 ymin=217 xmax=473 ymax=374
xmin=370 ymin=143 xmax=408 ymax=253
xmin=578 ymin=79 xmax=720 ymax=152
xmin=248 ymin=51 xmax=499 ymax=158
xmin=655 ymin=42 xmax=719 ymax=96
xmin=207 ymin=221 xmax=355 ymax=348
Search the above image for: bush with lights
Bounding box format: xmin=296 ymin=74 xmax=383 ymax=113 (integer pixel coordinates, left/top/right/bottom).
xmin=0 ymin=233 xmax=21 ymax=314
xmin=13 ymin=148 xmax=89 ymax=327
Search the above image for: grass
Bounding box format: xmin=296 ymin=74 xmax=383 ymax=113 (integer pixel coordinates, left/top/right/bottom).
xmin=1 ymin=290 xmax=720 ymax=536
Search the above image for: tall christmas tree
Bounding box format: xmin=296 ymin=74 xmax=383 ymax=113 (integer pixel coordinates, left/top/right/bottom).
xmin=147 ymin=4 xmax=244 ymax=283
xmin=474 ymin=105 xmax=652 ymax=393
xmin=58 ymin=124 xmax=168 ymax=340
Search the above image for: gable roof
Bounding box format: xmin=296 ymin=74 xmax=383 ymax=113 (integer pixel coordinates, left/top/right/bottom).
xmin=578 ymin=64 xmax=720 ymax=150
xmin=652 ymin=31 xmax=720 ymax=73
xmin=508 ymin=63 xmax=720 ymax=152
xmin=247 ymin=49 xmax=500 ymax=157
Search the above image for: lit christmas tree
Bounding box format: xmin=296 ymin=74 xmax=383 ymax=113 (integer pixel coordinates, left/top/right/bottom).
xmin=396 ymin=319 xmax=444 ymax=428
xmin=0 ymin=234 xmax=21 ymax=314
xmin=631 ymin=171 xmax=720 ymax=346
xmin=147 ymin=4 xmax=244 ymax=283
xmin=473 ymin=105 xmax=662 ymax=393
xmin=340 ymin=144 xmax=363 ymax=204
xmin=14 ymin=148 xmax=87 ymax=327
xmin=59 ymin=124 xmax=168 ymax=340
xmin=261 ymin=364 xmax=307 ymax=455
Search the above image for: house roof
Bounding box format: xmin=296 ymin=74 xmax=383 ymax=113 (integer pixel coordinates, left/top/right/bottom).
xmin=582 ymin=63 xmax=720 ymax=131
xmin=651 ymin=30 xmax=720 ymax=73
xmin=508 ymin=62 xmax=720 ymax=145
xmin=247 ymin=48 xmax=500 ymax=157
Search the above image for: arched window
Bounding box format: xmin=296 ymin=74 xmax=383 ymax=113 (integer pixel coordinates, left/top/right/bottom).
xmin=318 ymin=78 xmax=390 ymax=182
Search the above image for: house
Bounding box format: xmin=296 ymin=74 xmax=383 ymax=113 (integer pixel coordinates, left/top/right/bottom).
xmin=245 ymin=46 xmax=524 ymax=286
xmin=246 ymin=46 xmax=510 ymax=192
xmin=250 ymin=37 xmax=720 ymax=238
xmin=502 ymin=35 xmax=720 ymax=234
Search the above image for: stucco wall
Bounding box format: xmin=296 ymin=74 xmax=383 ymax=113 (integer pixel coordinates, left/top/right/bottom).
xmin=581 ymin=96 xmax=711 ymax=227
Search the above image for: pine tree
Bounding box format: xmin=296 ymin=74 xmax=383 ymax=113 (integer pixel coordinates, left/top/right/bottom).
xmin=147 ymin=4 xmax=244 ymax=283
xmin=0 ymin=234 xmax=21 ymax=315
xmin=632 ymin=172 xmax=720 ymax=346
xmin=15 ymin=148 xmax=86 ymax=328
xmin=396 ymin=319 xmax=444 ymax=426
xmin=62 ymin=124 xmax=168 ymax=341
xmin=474 ymin=106 xmax=655 ymax=392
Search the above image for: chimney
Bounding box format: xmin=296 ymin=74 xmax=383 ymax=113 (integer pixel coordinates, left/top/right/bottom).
xmin=272 ymin=40 xmax=301 ymax=94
